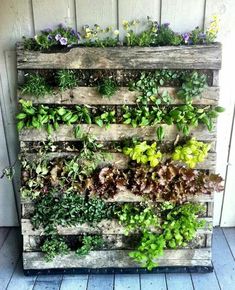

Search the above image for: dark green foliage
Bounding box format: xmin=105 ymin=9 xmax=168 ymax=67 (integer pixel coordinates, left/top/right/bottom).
xmin=76 ymin=235 xmax=103 ymax=256
xmin=95 ymin=110 xmax=116 ymax=128
xmin=56 ymin=70 xmax=78 ymax=90
xmin=41 ymin=236 xmax=69 ymax=262
xmin=98 ymin=78 xmax=117 ymax=97
xmin=31 ymin=192 xmax=117 ymax=235
xmin=21 ymin=73 xmax=51 ymax=97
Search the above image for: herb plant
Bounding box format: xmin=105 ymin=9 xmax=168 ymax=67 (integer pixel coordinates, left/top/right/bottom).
xmin=95 ymin=110 xmax=116 ymax=128
xmin=20 ymin=73 xmax=51 ymax=97
xmin=123 ymin=141 xmax=162 ymax=167
xmin=172 ymin=138 xmax=211 ymax=168
xmin=76 ymin=235 xmax=103 ymax=256
xmin=98 ymin=78 xmax=117 ymax=98
xmin=56 ymin=69 xmax=77 ymax=90
xmin=41 ymin=236 xmax=69 ymax=262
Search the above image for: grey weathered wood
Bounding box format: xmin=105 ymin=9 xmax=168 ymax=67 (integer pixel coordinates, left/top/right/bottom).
xmin=23 ymin=248 xmax=212 ymax=269
xmin=22 ymin=151 xmax=216 ymax=170
xmin=140 ymin=274 xmax=167 ymax=290
xmin=17 ymin=43 xmax=222 ymax=70
xmin=114 ymin=274 xmax=140 ymax=290
xmin=206 ymin=233 xmax=212 ymax=248
xmin=212 ymin=228 xmax=235 ymax=289
xmin=19 ymin=124 xmax=217 ymax=142
xmin=223 ymin=227 xmax=235 ymax=260
xmin=166 ymin=273 xmax=193 ymax=290
xmin=18 ymin=86 xmax=219 ymax=106
xmin=33 ymin=274 xmax=62 ymax=290
xmin=87 ymin=274 xmax=114 ymax=290
xmin=21 ymin=217 xmax=212 ymax=236
xmin=191 ymin=271 xmax=220 ymax=290
xmin=23 ymin=233 xmax=206 ymax=252
xmin=60 ymin=274 xmax=88 ymax=290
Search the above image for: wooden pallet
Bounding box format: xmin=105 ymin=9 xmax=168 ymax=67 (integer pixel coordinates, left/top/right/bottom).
xmin=17 ymin=43 xmax=222 ymax=273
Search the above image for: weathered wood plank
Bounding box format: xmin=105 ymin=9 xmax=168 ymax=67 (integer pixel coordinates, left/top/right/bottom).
xmin=21 ymin=218 xmax=212 ymax=236
xmin=60 ymin=274 xmax=88 ymax=290
xmin=23 ymin=248 xmax=212 ymax=269
xmin=18 ymin=86 xmax=219 ymax=106
xmin=115 ymin=274 xmax=140 ymax=290
xmin=0 ymin=228 xmax=9 ymax=249
xmin=223 ymin=227 xmax=235 ymax=260
xmin=166 ymin=273 xmax=193 ymax=290
xmin=191 ymin=271 xmax=220 ymax=290
xmin=19 ymin=124 xmax=217 ymax=142
xmin=87 ymin=274 xmax=114 ymax=290
xmin=23 ymin=233 xmax=206 ymax=252
xmin=33 ymin=274 xmax=62 ymax=290
xmin=17 ymin=43 xmax=222 ymax=70
xmin=22 ymin=151 xmax=216 ymax=170
xmin=140 ymin=273 xmax=167 ymax=290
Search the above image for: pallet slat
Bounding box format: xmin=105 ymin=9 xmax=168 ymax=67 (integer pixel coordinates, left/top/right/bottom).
xmin=23 ymin=248 xmax=212 ymax=269
xmin=18 ymin=86 xmax=219 ymax=106
xmin=17 ymin=43 xmax=222 ymax=70
xmin=21 ymin=217 xmax=212 ymax=236
xmin=19 ymin=124 xmax=216 ymax=142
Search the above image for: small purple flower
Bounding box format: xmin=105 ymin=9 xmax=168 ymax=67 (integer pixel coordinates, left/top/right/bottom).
xmin=59 ymin=37 xmax=67 ymax=46
xmin=182 ymin=32 xmax=190 ymax=43
xmin=163 ymin=22 xmax=170 ymax=28
xmin=199 ymin=32 xmax=206 ymax=39
xmin=55 ymin=34 xmax=61 ymax=41
xmin=47 ymin=34 xmax=53 ymax=41
xmin=42 ymin=28 xmax=52 ymax=33
xmin=70 ymin=29 xmax=76 ymax=36
xmin=77 ymin=32 xmax=81 ymax=40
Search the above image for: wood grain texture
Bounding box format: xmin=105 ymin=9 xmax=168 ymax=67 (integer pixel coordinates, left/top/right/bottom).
xmin=19 ymin=124 xmax=217 ymax=142
xmin=16 ymin=43 xmax=222 ymax=70
xmin=161 ymin=0 xmax=205 ymax=32
xmin=76 ymin=0 xmax=117 ymax=32
xmin=32 ymin=0 xmax=76 ymax=32
xmin=21 ymin=217 xmax=212 ymax=236
xmin=22 ymin=151 xmax=216 ymax=170
xmin=23 ymin=248 xmax=212 ymax=270
xmin=18 ymin=86 xmax=220 ymax=106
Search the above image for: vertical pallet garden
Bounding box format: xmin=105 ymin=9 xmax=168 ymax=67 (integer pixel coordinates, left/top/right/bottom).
xmin=17 ymin=42 xmax=223 ymax=275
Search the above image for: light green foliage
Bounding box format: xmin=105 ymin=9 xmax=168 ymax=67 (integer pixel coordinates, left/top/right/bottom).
xmin=76 ymin=235 xmax=103 ymax=256
xmin=21 ymin=73 xmax=51 ymax=97
xmin=118 ymin=202 xmax=206 ymax=270
xmin=123 ymin=141 xmax=162 ymax=167
xmin=172 ymin=138 xmax=211 ymax=168
xmin=98 ymin=78 xmax=117 ymax=98
xmin=41 ymin=237 xmax=69 ymax=262
xmin=56 ymin=69 xmax=77 ymax=90
xmin=95 ymin=110 xmax=116 ymax=129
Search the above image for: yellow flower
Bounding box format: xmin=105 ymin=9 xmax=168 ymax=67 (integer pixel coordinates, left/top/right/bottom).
xmin=122 ymin=20 xmax=129 ymax=30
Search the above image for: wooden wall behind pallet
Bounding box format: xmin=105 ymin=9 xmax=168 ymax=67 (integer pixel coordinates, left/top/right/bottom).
xmin=0 ymin=0 xmax=234 ymax=226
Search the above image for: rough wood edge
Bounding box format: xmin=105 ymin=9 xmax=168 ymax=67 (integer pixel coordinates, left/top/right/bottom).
xmin=17 ymin=42 xmax=222 ymax=70
xmin=23 ymin=248 xmax=212 ymax=269
xmin=21 ymin=217 xmax=212 ymax=236
xmin=19 ymin=124 xmax=217 ymax=142
xmin=21 ymin=151 xmax=216 ymax=170
xmin=18 ymin=86 xmax=219 ymax=106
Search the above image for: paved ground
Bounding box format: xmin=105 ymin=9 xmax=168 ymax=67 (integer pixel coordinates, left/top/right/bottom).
xmin=0 ymin=227 xmax=235 ymax=290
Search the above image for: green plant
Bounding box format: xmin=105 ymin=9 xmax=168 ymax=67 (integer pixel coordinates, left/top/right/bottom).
xmin=172 ymin=138 xmax=211 ymax=168
xmin=98 ymin=78 xmax=117 ymax=97
xmin=123 ymin=141 xmax=162 ymax=167
xmin=41 ymin=236 xmax=69 ymax=261
xmin=177 ymin=72 xmax=207 ymax=103
xmin=20 ymin=73 xmax=51 ymax=97
xmin=76 ymin=235 xmax=103 ymax=256
xmin=56 ymin=69 xmax=77 ymax=90
xmin=156 ymin=126 xmax=165 ymax=141
xmin=95 ymin=110 xmax=116 ymax=128
xmin=31 ymin=192 xmax=117 ymax=235
xmin=118 ymin=202 xmax=206 ymax=270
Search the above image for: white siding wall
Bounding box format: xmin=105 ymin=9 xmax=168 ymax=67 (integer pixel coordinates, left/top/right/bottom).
xmin=0 ymin=0 xmax=234 ymax=226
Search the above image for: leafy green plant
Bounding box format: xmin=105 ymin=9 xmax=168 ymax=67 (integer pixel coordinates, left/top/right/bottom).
xmin=123 ymin=141 xmax=162 ymax=167
xmin=95 ymin=110 xmax=116 ymax=128
xmin=172 ymin=138 xmax=211 ymax=168
xmin=156 ymin=126 xmax=165 ymax=141
xmin=31 ymin=192 xmax=117 ymax=235
xmin=76 ymin=235 xmax=103 ymax=256
xmin=98 ymin=78 xmax=117 ymax=97
xmin=20 ymin=73 xmax=51 ymax=97
xmin=118 ymin=202 xmax=206 ymax=270
xmin=41 ymin=236 xmax=69 ymax=261
xmin=56 ymin=69 xmax=77 ymax=90
xmin=177 ymin=72 xmax=207 ymax=103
